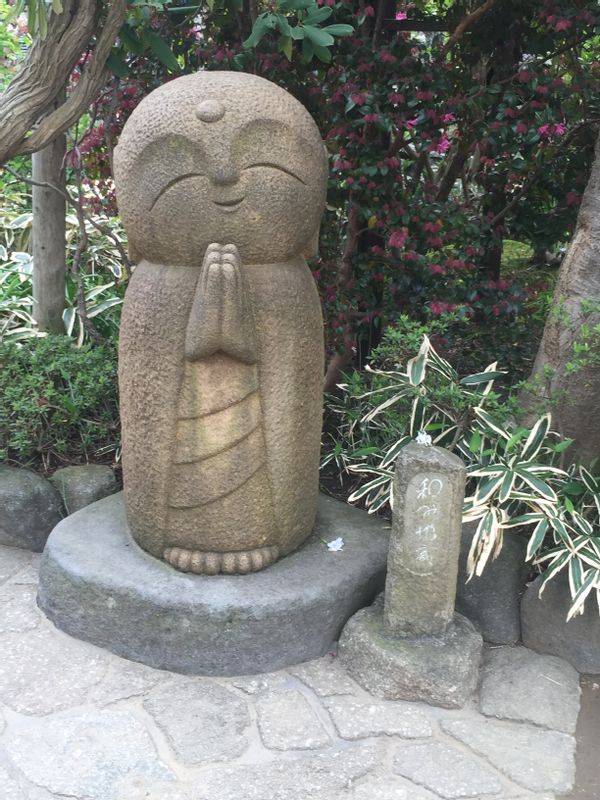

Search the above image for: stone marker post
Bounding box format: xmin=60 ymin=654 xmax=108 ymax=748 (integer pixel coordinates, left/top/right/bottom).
xmin=338 ymin=440 xmax=483 ymax=709
xmin=384 ymin=442 xmax=466 ymax=636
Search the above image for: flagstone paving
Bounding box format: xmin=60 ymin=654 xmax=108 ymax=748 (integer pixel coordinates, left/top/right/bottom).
xmin=0 ymin=544 xmax=582 ymax=800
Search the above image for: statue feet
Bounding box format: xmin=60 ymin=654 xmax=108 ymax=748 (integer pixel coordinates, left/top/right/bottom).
xmin=163 ymin=544 xmax=280 ymax=575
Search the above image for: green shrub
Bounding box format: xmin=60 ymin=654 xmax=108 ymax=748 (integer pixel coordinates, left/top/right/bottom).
xmin=0 ymin=336 xmax=120 ymax=471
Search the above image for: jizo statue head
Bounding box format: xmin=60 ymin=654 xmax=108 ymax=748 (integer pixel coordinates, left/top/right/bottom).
xmin=114 ymin=71 xmax=328 ymax=266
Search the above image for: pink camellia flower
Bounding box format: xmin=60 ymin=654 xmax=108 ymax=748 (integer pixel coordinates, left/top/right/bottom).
xmin=388 ymin=229 xmax=408 ymax=249
xmin=396 ymin=11 xmax=408 ymax=20
xmin=554 ymin=122 xmax=567 ymax=136
xmin=363 ymin=113 xmax=380 ymax=123
xmin=436 ymin=135 xmax=451 ymax=153
xmin=538 ymin=123 xmax=551 ymax=137
xmin=428 ymin=264 xmax=445 ymax=275
xmin=405 ymin=118 xmax=418 ymax=129
xmin=442 ymin=113 xmax=455 ymax=124
xmin=555 ymin=19 xmax=572 ymax=32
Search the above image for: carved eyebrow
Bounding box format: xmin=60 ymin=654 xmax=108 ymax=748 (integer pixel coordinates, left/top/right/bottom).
xmin=150 ymin=172 xmax=205 ymax=211
xmin=242 ymin=162 xmax=306 ymax=185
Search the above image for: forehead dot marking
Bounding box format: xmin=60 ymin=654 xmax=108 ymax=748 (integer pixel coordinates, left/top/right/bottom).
xmin=196 ymin=99 xmax=226 ymax=122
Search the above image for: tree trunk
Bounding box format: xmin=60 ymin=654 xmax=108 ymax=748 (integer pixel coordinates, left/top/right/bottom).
xmin=32 ymin=136 xmax=67 ymax=334
xmin=523 ymin=131 xmax=600 ymax=464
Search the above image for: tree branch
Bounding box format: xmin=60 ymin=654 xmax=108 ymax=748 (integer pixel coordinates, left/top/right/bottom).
xmin=439 ymin=0 xmax=499 ymax=58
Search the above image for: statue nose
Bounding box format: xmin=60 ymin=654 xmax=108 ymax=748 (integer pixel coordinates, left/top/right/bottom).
xmin=211 ymin=165 xmax=239 ymax=186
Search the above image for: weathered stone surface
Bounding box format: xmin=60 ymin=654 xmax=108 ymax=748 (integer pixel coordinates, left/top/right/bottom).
xmin=0 ymin=547 xmax=32 ymax=585
xmin=189 ymin=743 xmax=379 ymax=800
xmin=385 ymin=443 xmax=466 ymax=636
xmin=229 ymin=670 xmax=290 ymax=695
xmin=521 ymin=572 xmax=600 ymax=673
xmin=0 ymin=625 xmax=107 ymax=714
xmin=456 ymin=521 xmax=529 ymax=644
xmin=442 ymin=718 xmax=575 ymax=794
xmin=38 ymin=491 xmax=389 ymax=674
xmin=256 ymin=689 xmax=332 ymax=750
xmin=324 ymin=696 xmax=432 ymax=740
xmin=0 ymin=764 xmax=28 ymax=800
xmin=339 ymin=600 xmax=482 ymax=708
xmin=0 ymin=584 xmax=39 ymax=633
xmin=89 ymin=658 xmax=167 ymax=706
xmin=143 ymin=677 xmax=250 ymax=764
xmin=352 ymin=772 xmax=440 ymax=800
xmin=479 ymin=646 xmax=581 ymax=734
xmin=393 ymin=741 xmax=503 ymax=798
xmin=291 ymin=655 xmax=358 ymax=697
xmin=0 ymin=466 xmax=62 ymax=552
xmin=114 ymin=71 xmax=328 ymax=574
xmin=50 ymin=464 xmax=118 ymax=514
xmin=3 ymin=709 xmax=173 ymax=800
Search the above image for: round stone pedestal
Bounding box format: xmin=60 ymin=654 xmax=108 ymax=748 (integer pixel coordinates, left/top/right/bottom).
xmin=338 ymin=597 xmax=483 ymax=708
xmin=37 ymin=492 xmax=389 ymax=675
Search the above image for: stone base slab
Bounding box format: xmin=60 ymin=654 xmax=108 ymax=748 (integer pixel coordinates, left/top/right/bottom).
xmin=338 ymin=599 xmax=483 ymax=708
xmin=37 ymin=492 xmax=389 ymax=675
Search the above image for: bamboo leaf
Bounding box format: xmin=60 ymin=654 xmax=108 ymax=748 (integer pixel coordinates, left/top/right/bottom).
xmin=526 ymin=519 xmax=549 ymax=560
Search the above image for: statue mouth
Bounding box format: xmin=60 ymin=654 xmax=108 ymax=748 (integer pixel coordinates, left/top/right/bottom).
xmin=213 ymin=197 xmax=244 ymax=210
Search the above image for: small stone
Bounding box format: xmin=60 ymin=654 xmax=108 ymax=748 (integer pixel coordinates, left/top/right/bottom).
xmin=325 ymin=696 xmax=432 ymax=740
xmin=291 ymin=655 xmax=358 ymax=696
xmin=479 ymin=646 xmax=581 ymax=734
xmin=0 ymin=547 xmax=32 ymax=585
xmin=0 ymin=625 xmax=108 ymax=714
xmin=393 ymin=741 xmax=503 ymax=799
xmin=0 ymin=466 xmax=62 ymax=552
xmin=0 ymin=584 xmax=40 ymax=633
xmin=192 ymin=743 xmax=379 ymax=800
xmin=229 ymin=670 xmax=290 ymax=695
xmin=143 ymin=677 xmax=250 ymax=765
xmin=256 ymin=689 xmax=332 ymax=750
xmin=50 ymin=465 xmax=118 ymax=514
xmin=339 ymin=601 xmax=482 ymax=709
xmin=442 ymin=718 xmax=575 ymax=794
xmin=522 ymin=572 xmax=600 ymax=673
xmin=3 ymin=708 xmax=173 ymax=800
xmin=456 ymin=521 xmax=529 ymax=645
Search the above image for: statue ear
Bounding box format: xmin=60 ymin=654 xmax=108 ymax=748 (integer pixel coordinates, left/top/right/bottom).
xmin=302 ymin=225 xmax=320 ymax=259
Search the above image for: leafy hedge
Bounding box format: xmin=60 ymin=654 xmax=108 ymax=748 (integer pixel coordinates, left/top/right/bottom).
xmin=0 ymin=336 xmax=120 ymax=471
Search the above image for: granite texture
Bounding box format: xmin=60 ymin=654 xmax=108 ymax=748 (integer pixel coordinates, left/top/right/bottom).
xmin=50 ymin=465 xmax=118 ymax=514
xmin=114 ymin=72 xmax=328 ymax=573
xmin=0 ymin=466 xmax=62 ymax=552
xmin=37 ymin=491 xmax=389 ymax=674
xmin=521 ymin=572 xmax=600 ymax=672
xmin=338 ymin=599 xmax=482 ymax=708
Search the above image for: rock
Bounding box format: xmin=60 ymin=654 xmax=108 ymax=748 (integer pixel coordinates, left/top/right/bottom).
xmin=0 ymin=546 xmax=33 ymax=585
xmin=256 ymin=689 xmax=332 ymax=750
xmin=0 ymin=764 xmax=28 ymax=800
xmin=442 ymin=718 xmax=575 ymax=794
xmin=456 ymin=521 xmax=529 ymax=645
xmin=0 ymin=625 xmax=108 ymax=715
xmin=352 ymin=772 xmax=440 ymax=800
xmin=37 ymin=491 xmax=389 ymax=675
xmin=143 ymin=677 xmax=250 ymax=765
xmin=521 ymin=572 xmax=600 ymax=673
xmin=479 ymin=645 xmax=581 ymax=734
xmin=338 ymin=600 xmax=482 ymax=709
xmin=392 ymin=741 xmax=503 ymax=799
xmin=3 ymin=708 xmax=173 ymax=800
xmin=324 ymin=696 xmax=432 ymax=740
xmin=290 ymin=655 xmax=358 ymax=697
xmin=0 ymin=465 xmax=62 ymax=552
xmin=50 ymin=465 xmax=117 ymax=514
xmin=385 ymin=443 xmax=466 ymax=636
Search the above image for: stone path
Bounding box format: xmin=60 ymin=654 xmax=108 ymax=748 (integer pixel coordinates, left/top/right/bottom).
xmin=0 ymin=544 xmax=582 ymax=800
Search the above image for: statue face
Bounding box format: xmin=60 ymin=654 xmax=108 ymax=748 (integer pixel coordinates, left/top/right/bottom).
xmin=114 ymin=74 xmax=328 ymax=265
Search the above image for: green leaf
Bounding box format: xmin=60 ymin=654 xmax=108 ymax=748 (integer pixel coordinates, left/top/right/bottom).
xmin=279 ymin=35 xmax=293 ymax=60
xmin=474 ymin=408 xmax=510 ymax=441
xmin=106 ymin=52 xmax=131 ymax=78
xmin=408 ymin=352 xmax=427 ymax=386
xmin=119 ymin=23 xmax=145 ymax=56
xmin=579 ymin=465 xmax=599 ymax=494
xmin=322 ymin=23 xmax=355 ymax=37
xmin=290 ymin=25 xmax=305 ymax=39
xmin=143 ymin=30 xmax=180 ymax=71
xmin=313 ymin=43 xmax=332 ymax=63
xmin=526 ymin=519 xmax=549 ymax=560
xmin=243 ymin=15 xmax=270 ymax=48
xmin=301 ymin=35 xmax=314 ymax=61
xmin=302 ymin=24 xmax=334 ymax=47
xmin=566 ymin=569 xmax=596 ymax=620
xmin=304 ymin=7 xmax=333 ymax=24
xmin=276 ymin=14 xmax=293 ymax=36
xmin=475 ymin=475 xmax=503 ymax=503
xmin=520 ymin=413 xmax=551 ymax=461
xmin=468 ymin=431 xmax=481 ymax=453
xmin=460 ymin=370 xmax=505 ymax=386
xmin=498 ymin=470 xmax=516 ymax=503
xmin=514 ymin=467 xmax=557 ymax=502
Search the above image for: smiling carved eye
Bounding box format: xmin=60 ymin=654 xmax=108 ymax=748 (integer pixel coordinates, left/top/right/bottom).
xmin=150 ymin=172 xmax=205 ymax=211
xmin=243 ymin=163 xmax=306 ymax=185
